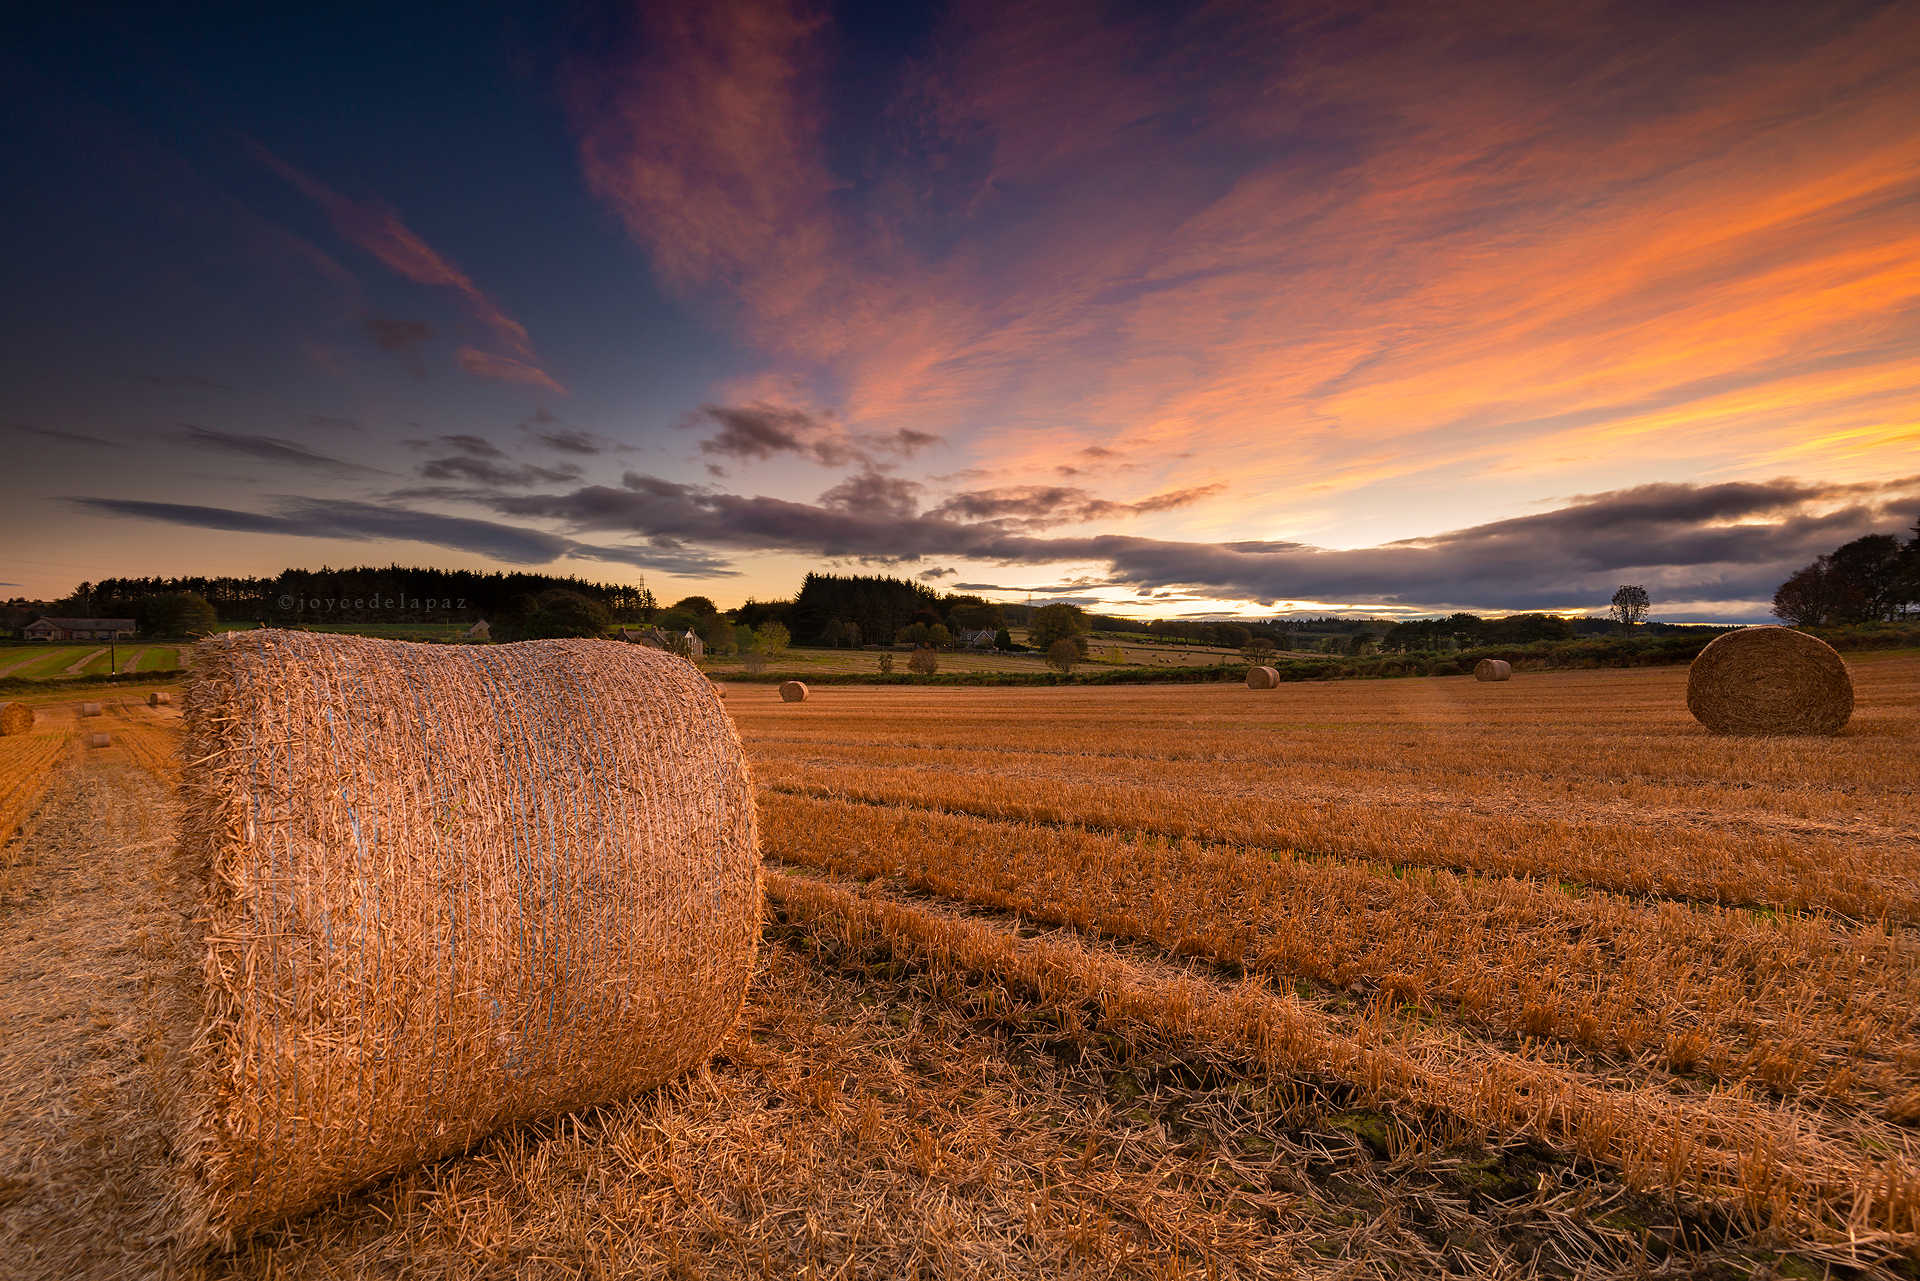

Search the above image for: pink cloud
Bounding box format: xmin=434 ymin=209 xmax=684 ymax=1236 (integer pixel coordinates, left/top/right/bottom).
xmin=455 ymin=347 xmax=567 ymax=395
xmin=250 ymin=141 xmax=563 ymax=393
xmin=566 ymin=0 xmax=1920 ymax=529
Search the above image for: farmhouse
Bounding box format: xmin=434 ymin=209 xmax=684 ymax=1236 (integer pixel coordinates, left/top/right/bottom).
xmin=22 ymin=616 xmax=137 ymax=641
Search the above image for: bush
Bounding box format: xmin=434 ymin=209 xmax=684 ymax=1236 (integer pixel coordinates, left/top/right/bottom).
xmin=1046 ymin=639 xmax=1080 ymax=674
xmin=878 ymin=653 xmax=894 ymax=674
xmin=907 ymin=646 xmax=939 ymax=675
xmin=993 ymin=627 xmax=1013 ymax=650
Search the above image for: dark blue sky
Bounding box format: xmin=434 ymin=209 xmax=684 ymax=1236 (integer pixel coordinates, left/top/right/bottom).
xmin=4 ymin=1 xmax=1915 ymax=618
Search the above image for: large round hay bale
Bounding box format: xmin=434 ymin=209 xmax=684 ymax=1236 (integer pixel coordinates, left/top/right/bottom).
xmin=1686 ymin=626 xmax=1852 ymax=735
xmin=80 ymin=701 xmax=103 ymax=716
xmin=0 ymin=701 xmax=32 ymax=735
xmin=779 ymin=680 xmax=809 ymax=703
xmin=88 ymin=733 xmax=110 ymax=748
xmin=1473 ymin=659 xmax=1511 ymax=682
xmin=166 ymin=631 xmax=760 ymax=1244
xmin=1245 ymin=666 xmax=1279 ymax=689
xmin=150 ymin=691 xmax=172 ymax=706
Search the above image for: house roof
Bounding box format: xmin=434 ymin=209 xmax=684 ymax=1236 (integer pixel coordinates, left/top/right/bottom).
xmin=27 ymin=617 xmax=137 ymax=629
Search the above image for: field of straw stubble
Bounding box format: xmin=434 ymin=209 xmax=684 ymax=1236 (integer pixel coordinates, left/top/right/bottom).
xmin=1 ymin=657 xmax=1917 ymax=1279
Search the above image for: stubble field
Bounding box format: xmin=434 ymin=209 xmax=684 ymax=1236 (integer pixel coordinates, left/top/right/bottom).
xmin=1 ymin=658 xmax=1916 ymax=1278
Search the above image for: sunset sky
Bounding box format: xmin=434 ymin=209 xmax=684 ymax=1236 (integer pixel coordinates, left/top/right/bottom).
xmin=4 ymin=1 xmax=1917 ymax=620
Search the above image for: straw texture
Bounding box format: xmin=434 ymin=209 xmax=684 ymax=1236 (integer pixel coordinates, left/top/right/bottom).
xmin=0 ymin=701 xmax=32 ymax=735
xmin=1474 ymin=659 xmax=1512 ymax=682
xmin=166 ymin=630 xmax=761 ymax=1244
xmin=81 ymin=702 xmax=102 ymax=716
xmin=779 ymin=681 xmax=809 ymax=703
xmin=1686 ymin=626 xmax=1853 ymax=736
xmin=150 ymin=691 xmax=172 ymax=706
xmin=1245 ymin=666 xmax=1279 ymax=689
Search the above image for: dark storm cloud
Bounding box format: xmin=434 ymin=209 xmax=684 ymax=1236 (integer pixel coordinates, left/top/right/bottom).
xmin=918 ymin=566 xmax=956 ymax=581
xmin=418 ymin=456 xmax=585 ymax=487
xmin=4 ymin=422 xmax=132 ymax=450
xmin=925 ymin=483 xmax=1225 ymax=530
xmin=67 ymin=495 xmax=727 ymax=574
xmin=819 ymin=471 xmax=922 ymax=519
xmin=680 ymin=402 xmax=943 ymax=469
xmin=517 ymin=409 xmax=623 ymax=455
xmin=167 ymin=425 xmax=380 ymax=475
xmin=480 ymin=471 xmax=1920 ymax=610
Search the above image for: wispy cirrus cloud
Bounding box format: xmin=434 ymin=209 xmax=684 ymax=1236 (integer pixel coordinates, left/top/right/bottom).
xmin=166 ymin=424 xmax=380 ymax=475
xmin=248 ymin=141 xmax=565 ymax=394
xmin=68 ymin=496 xmax=730 ymax=575
xmin=5 ymin=421 xmax=131 ymax=450
xmin=566 ymin=0 xmax=1920 ymax=529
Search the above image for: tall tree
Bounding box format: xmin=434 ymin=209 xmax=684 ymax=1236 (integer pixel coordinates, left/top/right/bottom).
xmin=1610 ymin=585 xmax=1650 ymax=630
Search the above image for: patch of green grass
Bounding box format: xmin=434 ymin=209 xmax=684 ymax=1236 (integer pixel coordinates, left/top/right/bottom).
xmin=135 ymin=647 xmax=179 ymax=671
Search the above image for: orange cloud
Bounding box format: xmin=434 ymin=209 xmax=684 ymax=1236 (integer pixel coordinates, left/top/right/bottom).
xmin=250 ymin=141 xmax=564 ymax=393
xmin=567 ymin=0 xmax=1920 ymax=533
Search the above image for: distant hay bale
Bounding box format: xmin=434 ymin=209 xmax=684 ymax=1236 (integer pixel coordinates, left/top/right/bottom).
xmin=710 ymin=682 xmax=727 ymax=699
xmin=150 ymin=691 xmax=172 ymax=706
xmin=1686 ymin=626 xmax=1852 ymax=736
xmin=1245 ymin=666 xmax=1279 ymax=689
xmin=165 ymin=630 xmax=761 ymax=1244
xmin=80 ymin=702 xmax=103 ymax=716
xmin=1474 ymin=659 xmax=1512 ymax=682
xmin=88 ymin=733 xmax=110 ymax=748
xmin=0 ymin=701 xmax=32 ymax=735
xmin=779 ymin=680 xmax=809 ymax=703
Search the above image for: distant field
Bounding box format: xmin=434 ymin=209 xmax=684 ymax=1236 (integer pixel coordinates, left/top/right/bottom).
xmin=0 ymin=647 xmax=101 ymax=680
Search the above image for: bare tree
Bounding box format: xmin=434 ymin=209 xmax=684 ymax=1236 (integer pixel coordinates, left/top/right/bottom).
xmin=1046 ymin=638 xmax=1080 ymax=674
xmin=907 ymin=646 xmax=939 ymax=675
xmin=1610 ymin=585 xmax=1650 ymax=630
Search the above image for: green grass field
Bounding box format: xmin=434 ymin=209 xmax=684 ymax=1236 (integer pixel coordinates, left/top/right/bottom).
xmin=134 ymin=646 xmax=179 ymax=671
xmin=0 ymin=647 xmax=101 ymax=679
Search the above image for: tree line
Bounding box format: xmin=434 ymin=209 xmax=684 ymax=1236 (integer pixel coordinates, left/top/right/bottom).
xmin=1771 ymin=519 xmax=1920 ymax=626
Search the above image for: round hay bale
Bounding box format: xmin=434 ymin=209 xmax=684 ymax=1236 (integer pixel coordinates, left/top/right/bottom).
xmin=80 ymin=701 xmax=103 ymax=716
xmin=0 ymin=701 xmax=33 ymax=735
xmin=88 ymin=733 xmax=110 ymax=748
xmin=1473 ymin=659 xmax=1511 ymax=682
xmin=709 ymin=681 xmax=727 ymax=699
xmin=1245 ymin=666 xmax=1279 ymax=689
xmin=150 ymin=691 xmax=172 ymax=706
xmin=166 ymin=630 xmax=761 ymax=1244
xmin=778 ymin=680 xmax=809 ymax=703
xmin=1686 ymin=626 xmax=1852 ymax=736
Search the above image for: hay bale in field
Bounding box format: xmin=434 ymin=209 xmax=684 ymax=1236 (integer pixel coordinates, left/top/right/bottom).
xmin=1473 ymin=659 xmax=1511 ymax=682
xmin=80 ymin=701 xmax=103 ymax=716
xmin=1245 ymin=666 xmax=1279 ymax=689
xmin=0 ymin=701 xmax=32 ymax=735
xmin=1686 ymin=626 xmax=1852 ymax=736
xmin=779 ymin=680 xmax=808 ymax=703
xmin=164 ymin=630 xmax=761 ymax=1245
xmin=710 ymin=681 xmax=727 ymax=699
xmin=149 ymin=691 xmax=171 ymax=706
xmin=88 ymin=733 xmax=110 ymax=748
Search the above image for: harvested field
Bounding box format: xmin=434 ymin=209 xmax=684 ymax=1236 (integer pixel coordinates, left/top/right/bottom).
xmin=2 ymin=662 xmax=1916 ymax=1277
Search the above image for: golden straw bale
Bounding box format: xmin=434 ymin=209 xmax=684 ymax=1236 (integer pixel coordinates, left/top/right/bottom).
xmin=80 ymin=701 xmax=103 ymax=716
xmin=149 ymin=691 xmax=171 ymax=706
xmin=779 ymin=680 xmax=809 ymax=703
xmin=1245 ymin=666 xmax=1280 ymax=689
xmin=88 ymin=733 xmax=110 ymax=748
xmin=1686 ymin=626 xmax=1852 ymax=736
xmin=165 ymin=630 xmax=761 ymax=1244
xmin=0 ymin=701 xmax=32 ymax=735
xmin=711 ymin=682 xmax=727 ymax=699
xmin=1473 ymin=659 xmax=1512 ymax=682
